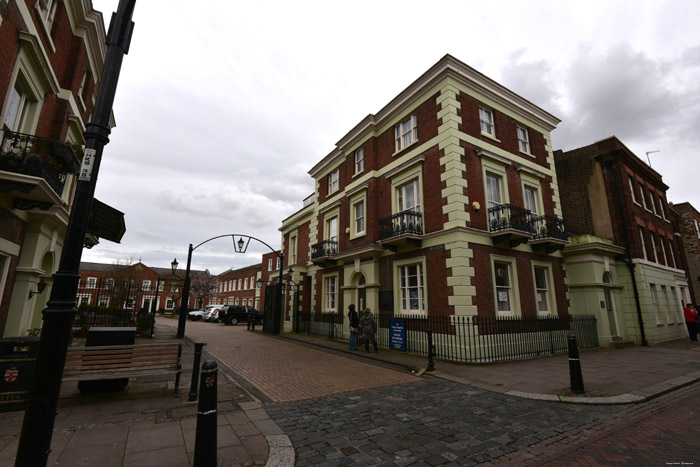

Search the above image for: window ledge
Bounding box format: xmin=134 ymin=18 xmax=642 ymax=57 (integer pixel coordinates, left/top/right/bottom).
xmin=633 ymin=201 xmax=642 ymax=207
xmin=481 ymin=132 xmax=501 ymax=143
xmin=352 ymin=170 xmax=364 ymax=179
xmin=519 ymin=150 xmax=535 ymax=158
xmin=393 ymin=139 xmax=419 ymax=157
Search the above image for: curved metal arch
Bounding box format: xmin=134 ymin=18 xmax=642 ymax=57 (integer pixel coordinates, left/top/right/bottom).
xmin=192 ymin=233 xmax=281 ymax=258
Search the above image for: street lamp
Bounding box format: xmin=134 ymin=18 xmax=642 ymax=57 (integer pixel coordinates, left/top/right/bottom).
xmin=177 ymin=234 xmax=283 ymax=338
xmin=16 ymin=0 xmax=137 ymax=463
xmin=171 ymin=257 xmax=178 ymax=274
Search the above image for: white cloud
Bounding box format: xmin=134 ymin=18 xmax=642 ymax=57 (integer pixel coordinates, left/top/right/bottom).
xmin=85 ymin=0 xmax=700 ymax=274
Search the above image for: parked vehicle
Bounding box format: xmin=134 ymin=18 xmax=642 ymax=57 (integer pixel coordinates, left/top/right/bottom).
xmin=187 ymin=309 xmax=207 ymax=321
xmin=221 ymin=306 xmax=263 ymax=325
xmin=202 ymin=304 xmax=224 ymax=323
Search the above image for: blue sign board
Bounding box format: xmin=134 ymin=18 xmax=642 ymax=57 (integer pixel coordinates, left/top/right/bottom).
xmin=390 ymin=320 xmax=406 ymax=351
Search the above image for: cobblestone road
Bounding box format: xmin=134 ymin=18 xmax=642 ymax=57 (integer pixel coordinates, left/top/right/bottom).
xmin=178 ymin=321 xmax=700 ymax=466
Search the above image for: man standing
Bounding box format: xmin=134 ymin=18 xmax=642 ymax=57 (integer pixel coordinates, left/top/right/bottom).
xmin=348 ymin=304 xmax=359 ymax=351
xmin=683 ymin=302 xmax=698 ymax=342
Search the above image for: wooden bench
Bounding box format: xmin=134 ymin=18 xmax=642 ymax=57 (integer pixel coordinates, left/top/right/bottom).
xmin=63 ymin=342 xmax=182 ymax=394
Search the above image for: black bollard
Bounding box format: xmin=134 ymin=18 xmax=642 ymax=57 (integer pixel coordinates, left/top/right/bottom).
xmin=567 ymin=334 xmax=585 ymax=394
xmin=193 ymin=360 xmax=217 ymax=467
xmin=426 ymin=329 xmax=435 ymax=371
xmin=188 ymin=342 xmax=206 ymax=401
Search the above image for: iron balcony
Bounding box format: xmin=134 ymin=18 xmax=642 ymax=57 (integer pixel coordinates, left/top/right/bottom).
xmin=0 ymin=130 xmax=80 ymax=201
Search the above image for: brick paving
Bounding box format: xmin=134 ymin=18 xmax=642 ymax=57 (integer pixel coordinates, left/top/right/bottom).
xmin=181 ymin=320 xmax=418 ymax=403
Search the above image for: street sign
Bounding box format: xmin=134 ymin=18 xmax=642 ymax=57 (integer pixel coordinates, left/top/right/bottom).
xmin=390 ymin=320 xmax=406 ymax=351
xmin=87 ymin=198 xmax=125 ymax=243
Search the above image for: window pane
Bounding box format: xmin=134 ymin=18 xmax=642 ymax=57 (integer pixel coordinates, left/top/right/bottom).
xmin=524 ymin=187 xmax=537 ymax=214
xmin=487 ymin=175 xmax=501 ymax=206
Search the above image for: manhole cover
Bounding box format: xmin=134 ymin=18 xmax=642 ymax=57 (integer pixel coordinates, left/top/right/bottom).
xmin=341 ymin=447 xmax=359 ymax=456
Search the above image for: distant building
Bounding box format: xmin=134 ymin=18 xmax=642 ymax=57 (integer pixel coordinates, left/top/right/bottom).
xmin=671 ymin=202 xmax=700 ymax=303
xmin=554 ymin=136 xmax=690 ymax=346
xmin=280 ymin=55 xmax=569 ymax=338
xmin=0 ymin=0 xmax=113 ymax=337
xmin=78 ymin=261 xmax=216 ymax=312
xmin=217 ymin=263 xmax=262 ymax=310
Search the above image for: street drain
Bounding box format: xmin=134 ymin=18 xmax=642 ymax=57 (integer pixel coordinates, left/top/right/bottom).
xmin=341 ymin=447 xmax=359 ymax=456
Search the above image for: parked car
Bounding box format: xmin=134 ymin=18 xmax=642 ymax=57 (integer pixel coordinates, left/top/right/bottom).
xmin=221 ymin=306 xmax=263 ymax=325
xmin=187 ymin=309 xmax=207 ymax=321
xmin=202 ymin=304 xmax=224 ymax=322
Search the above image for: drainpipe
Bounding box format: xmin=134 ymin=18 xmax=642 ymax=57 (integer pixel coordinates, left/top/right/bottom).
xmin=602 ymin=158 xmax=648 ymax=346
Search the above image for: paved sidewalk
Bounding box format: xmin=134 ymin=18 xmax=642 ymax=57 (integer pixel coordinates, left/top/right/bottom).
xmin=0 ymin=322 xmax=288 ymax=467
xmin=279 ymin=332 xmax=700 ymax=405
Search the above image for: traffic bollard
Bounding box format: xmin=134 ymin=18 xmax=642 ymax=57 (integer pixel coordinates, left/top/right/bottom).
xmin=247 ymin=316 xmax=251 ymax=330
xmin=188 ymin=342 xmax=206 ymax=401
xmin=193 ymin=360 xmax=217 ymax=467
xmin=567 ymin=334 xmax=585 ymax=394
xmin=427 ymin=329 xmax=435 ymax=371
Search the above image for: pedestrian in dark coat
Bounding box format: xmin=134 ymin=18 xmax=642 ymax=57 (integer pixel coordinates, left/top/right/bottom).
xmin=359 ymin=307 xmax=379 ymax=353
xmin=348 ymin=304 xmax=359 ymax=350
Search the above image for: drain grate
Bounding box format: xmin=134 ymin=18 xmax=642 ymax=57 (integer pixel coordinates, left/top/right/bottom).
xmin=340 ymin=447 xmax=359 ymax=456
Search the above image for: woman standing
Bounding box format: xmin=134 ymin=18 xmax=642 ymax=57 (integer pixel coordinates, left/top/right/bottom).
xmin=359 ymin=307 xmax=379 ymax=353
xmin=348 ymin=304 xmax=360 ymax=350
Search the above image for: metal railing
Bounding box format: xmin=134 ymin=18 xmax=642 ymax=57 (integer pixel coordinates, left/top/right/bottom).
xmin=299 ymin=312 xmax=598 ymax=363
xmin=310 ymin=239 xmax=338 ymax=260
xmin=488 ymin=204 xmax=534 ymax=234
xmin=379 ymin=209 xmax=423 ymax=240
xmin=73 ymin=279 xmax=157 ymax=337
xmin=530 ymin=215 xmax=568 ymax=241
xmin=0 ymin=130 xmax=80 ymax=197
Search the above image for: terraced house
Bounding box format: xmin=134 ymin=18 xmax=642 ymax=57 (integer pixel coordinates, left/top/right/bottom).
xmin=0 ymin=0 xmax=112 ymax=337
xmin=280 ymin=55 xmax=576 ymax=355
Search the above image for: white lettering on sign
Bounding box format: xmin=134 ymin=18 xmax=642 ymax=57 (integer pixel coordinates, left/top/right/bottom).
xmin=79 ymin=149 xmax=97 ymax=181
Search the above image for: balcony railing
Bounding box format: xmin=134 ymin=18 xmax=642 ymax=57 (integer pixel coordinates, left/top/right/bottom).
xmin=488 ymin=204 xmax=535 ymax=234
xmin=379 ymin=209 xmax=423 ymax=240
xmin=530 ymin=215 xmax=568 ymax=241
xmin=0 ymin=130 xmax=80 ymax=197
xmin=311 ymin=239 xmax=338 ymax=260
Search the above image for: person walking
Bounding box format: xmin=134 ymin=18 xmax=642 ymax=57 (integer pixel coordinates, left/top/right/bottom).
xmin=359 ymin=307 xmax=379 ymax=353
xmin=683 ymin=302 xmax=698 ymax=342
xmin=348 ymin=304 xmax=360 ymax=350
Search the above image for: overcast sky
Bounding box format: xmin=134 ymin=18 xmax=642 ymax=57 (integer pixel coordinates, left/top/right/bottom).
xmin=84 ymin=0 xmax=700 ymax=275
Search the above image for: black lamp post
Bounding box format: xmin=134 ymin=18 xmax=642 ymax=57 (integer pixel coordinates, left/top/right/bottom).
xmin=16 ymin=1 xmax=137 ymax=464
xmin=177 ymin=234 xmax=283 ymax=338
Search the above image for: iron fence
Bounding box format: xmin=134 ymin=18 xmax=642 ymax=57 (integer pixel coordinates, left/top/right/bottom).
xmin=298 ymin=311 xmax=598 ymax=363
xmin=73 ymin=279 xmax=158 ymax=337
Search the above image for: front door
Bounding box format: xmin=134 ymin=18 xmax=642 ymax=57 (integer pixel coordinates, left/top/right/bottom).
xmin=603 ymin=273 xmax=619 ymax=337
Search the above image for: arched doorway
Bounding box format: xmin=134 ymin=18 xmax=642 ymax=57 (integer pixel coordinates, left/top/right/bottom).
xmin=603 ymin=272 xmax=619 ymax=338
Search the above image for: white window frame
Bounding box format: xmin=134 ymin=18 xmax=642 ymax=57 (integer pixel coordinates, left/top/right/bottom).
xmin=77 ymin=294 xmax=91 ymax=306
xmin=238 ymin=279 xmax=242 ymax=290
xmin=395 ymin=114 xmax=417 ymax=152
xmin=324 ymin=275 xmax=338 ymax=313
xmin=105 ymin=278 xmax=115 ymax=289
xmin=165 ymin=298 xmax=174 ymax=310
xmin=328 ymin=169 xmax=339 ymax=194
xmin=694 ymin=219 xmax=700 ymax=240
xmin=276 ymin=257 xmax=281 ymax=270
xmin=250 ymin=276 xmax=255 ymax=289
xmin=326 ymin=216 xmax=338 ymax=243
xmin=650 ymin=233 xmax=658 ymax=263
xmin=398 ymin=263 xmax=425 ymax=314
xmin=668 ymin=239 xmax=677 ymax=268
xmin=244 ymin=278 xmax=248 ymax=290
xmin=659 ymin=235 xmax=668 ymax=266
xmin=142 ymin=280 xmax=151 ymax=291
xmin=639 ymin=227 xmax=647 ymax=260
xmin=516 ymin=125 xmax=530 ymax=153
xmin=86 ymin=277 xmax=97 ymax=289
xmin=353 ymin=199 xmax=366 ymax=237
xmin=532 ymin=264 xmax=554 ymax=316
xmin=290 ymin=235 xmax=297 ymax=265
xmin=523 ymin=183 xmax=540 ymax=216
xmin=491 ymin=255 xmax=520 ymax=316
xmin=393 ymin=257 xmax=428 ymax=315
xmin=268 ymin=259 xmax=273 ymax=271
xmin=657 ymin=196 xmax=667 ymax=220
xmin=639 ymin=185 xmax=648 ymax=210
xmin=354 ymin=148 xmax=364 ymax=174
xmin=479 ymin=106 xmax=495 ymax=137
xmin=629 ymin=178 xmax=638 ymax=204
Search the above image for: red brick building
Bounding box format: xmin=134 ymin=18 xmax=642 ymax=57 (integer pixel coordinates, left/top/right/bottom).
xmin=672 ymin=202 xmax=700 ymax=303
xmin=281 ymin=55 xmax=569 ymax=342
xmin=1 ymin=0 xmax=112 ymax=336
xmin=217 ymin=263 xmax=262 ymax=310
xmin=78 ymin=261 xmax=216 ymax=312
xmin=555 ymin=137 xmax=690 ymax=345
